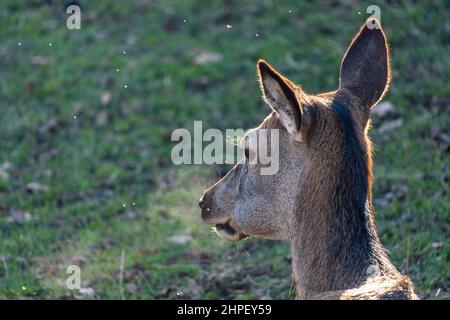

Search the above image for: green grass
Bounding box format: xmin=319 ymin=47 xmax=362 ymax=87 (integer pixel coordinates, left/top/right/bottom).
xmin=0 ymin=0 xmax=448 ymax=299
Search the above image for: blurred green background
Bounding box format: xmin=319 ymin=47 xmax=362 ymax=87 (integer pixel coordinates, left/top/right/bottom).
xmin=0 ymin=0 xmax=448 ymax=299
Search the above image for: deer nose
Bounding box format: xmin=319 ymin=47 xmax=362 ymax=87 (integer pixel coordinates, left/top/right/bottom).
xmin=198 ymin=197 xmax=205 ymax=209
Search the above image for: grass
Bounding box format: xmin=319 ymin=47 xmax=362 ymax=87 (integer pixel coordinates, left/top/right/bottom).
xmin=0 ymin=0 xmax=448 ymax=299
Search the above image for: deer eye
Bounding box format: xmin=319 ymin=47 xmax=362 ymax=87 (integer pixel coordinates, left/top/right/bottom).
xmin=244 ymin=147 xmax=250 ymax=159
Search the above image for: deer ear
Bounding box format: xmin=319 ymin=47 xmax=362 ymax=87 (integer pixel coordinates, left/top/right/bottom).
xmin=339 ymin=18 xmax=391 ymax=109
xmin=257 ymin=60 xmax=302 ymax=135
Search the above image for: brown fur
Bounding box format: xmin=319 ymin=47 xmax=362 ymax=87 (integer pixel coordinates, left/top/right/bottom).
xmin=200 ymin=19 xmax=417 ymax=300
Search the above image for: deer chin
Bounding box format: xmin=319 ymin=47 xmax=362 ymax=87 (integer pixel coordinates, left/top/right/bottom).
xmin=214 ymin=221 xmax=249 ymax=242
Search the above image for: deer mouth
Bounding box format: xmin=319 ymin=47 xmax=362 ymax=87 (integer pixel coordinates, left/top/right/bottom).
xmin=215 ymin=221 xmax=248 ymax=241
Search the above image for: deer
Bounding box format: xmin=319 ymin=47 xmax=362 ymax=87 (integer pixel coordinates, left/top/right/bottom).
xmin=199 ymin=19 xmax=418 ymax=300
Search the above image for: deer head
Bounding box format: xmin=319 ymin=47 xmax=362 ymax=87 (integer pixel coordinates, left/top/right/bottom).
xmin=200 ymin=18 xmax=390 ymax=245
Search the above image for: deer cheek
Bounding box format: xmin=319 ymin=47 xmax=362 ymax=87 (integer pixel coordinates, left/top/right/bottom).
xmin=235 ymin=199 xmax=278 ymax=236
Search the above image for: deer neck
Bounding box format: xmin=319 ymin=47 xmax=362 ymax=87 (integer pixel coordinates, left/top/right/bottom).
xmin=290 ymin=101 xmax=396 ymax=299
